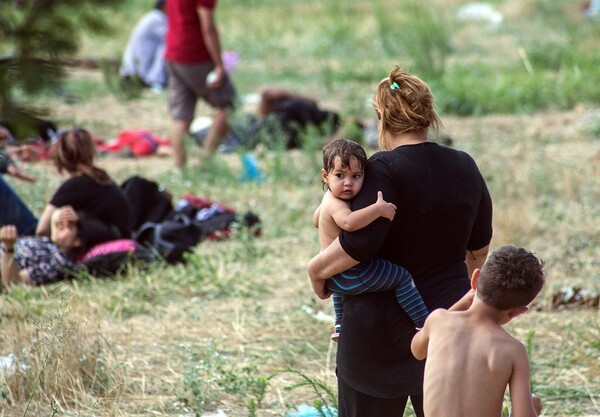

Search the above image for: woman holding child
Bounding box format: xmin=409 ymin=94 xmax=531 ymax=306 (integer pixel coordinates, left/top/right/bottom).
xmin=308 ymin=66 xmax=493 ymax=416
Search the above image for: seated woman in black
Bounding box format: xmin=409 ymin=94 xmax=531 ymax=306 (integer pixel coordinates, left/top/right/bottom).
xmin=35 ymin=128 xmax=133 ymax=246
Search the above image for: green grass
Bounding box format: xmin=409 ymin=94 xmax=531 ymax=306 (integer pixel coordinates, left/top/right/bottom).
xmin=1 ymin=0 xmax=599 ymax=415
xmin=26 ymin=0 xmax=597 ymax=119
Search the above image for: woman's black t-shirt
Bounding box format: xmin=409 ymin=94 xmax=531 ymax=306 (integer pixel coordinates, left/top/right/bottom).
xmin=337 ymin=142 xmax=493 ymax=397
xmin=50 ymin=175 xmax=133 ymax=241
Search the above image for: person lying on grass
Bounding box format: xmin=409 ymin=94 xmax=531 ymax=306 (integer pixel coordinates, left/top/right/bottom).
xmin=411 ymin=245 xmax=545 ymax=417
xmin=1 ymin=206 xmax=84 ymax=288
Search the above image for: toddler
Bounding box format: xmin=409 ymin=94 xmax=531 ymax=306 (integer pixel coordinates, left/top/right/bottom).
xmin=313 ymin=139 xmax=428 ymax=340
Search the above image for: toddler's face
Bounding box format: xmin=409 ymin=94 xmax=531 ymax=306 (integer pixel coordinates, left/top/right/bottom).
xmin=323 ymin=156 xmax=364 ymax=200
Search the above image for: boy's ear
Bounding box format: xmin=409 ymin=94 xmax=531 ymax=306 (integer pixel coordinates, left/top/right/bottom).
xmin=73 ymin=237 xmax=82 ymax=248
xmin=508 ymin=306 xmax=528 ymax=320
xmin=321 ymin=169 xmax=329 ymax=183
xmin=470 ymin=268 xmax=481 ymax=290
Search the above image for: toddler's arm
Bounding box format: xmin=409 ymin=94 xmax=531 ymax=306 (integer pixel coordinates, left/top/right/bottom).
xmin=332 ymin=191 xmax=396 ymax=232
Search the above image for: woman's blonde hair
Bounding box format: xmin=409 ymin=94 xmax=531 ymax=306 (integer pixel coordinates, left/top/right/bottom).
xmin=52 ymin=128 xmax=111 ymax=185
xmin=373 ymin=65 xmax=442 ymax=150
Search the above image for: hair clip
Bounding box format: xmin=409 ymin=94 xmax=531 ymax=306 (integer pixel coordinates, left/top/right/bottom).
xmin=390 ymin=82 xmax=400 ymax=90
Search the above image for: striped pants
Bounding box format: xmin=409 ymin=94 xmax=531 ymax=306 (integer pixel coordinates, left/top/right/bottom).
xmin=327 ymin=258 xmax=428 ymax=329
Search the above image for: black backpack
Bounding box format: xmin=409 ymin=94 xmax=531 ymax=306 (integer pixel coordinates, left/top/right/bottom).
xmin=121 ymin=175 xmax=174 ymax=231
xmin=133 ymin=213 xmax=203 ymax=264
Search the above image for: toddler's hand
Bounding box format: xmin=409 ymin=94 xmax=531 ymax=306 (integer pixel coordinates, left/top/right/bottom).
xmin=376 ymin=191 xmax=397 ymax=221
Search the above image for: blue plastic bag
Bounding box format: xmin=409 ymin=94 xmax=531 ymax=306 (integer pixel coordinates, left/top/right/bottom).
xmin=239 ymin=153 xmax=262 ymax=182
xmin=285 ymin=404 xmax=338 ymax=417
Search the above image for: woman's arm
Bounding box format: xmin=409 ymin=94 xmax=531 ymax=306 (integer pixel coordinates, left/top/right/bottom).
xmin=308 ymin=237 xmax=359 ymax=299
xmin=36 ymin=204 xmax=57 ymax=236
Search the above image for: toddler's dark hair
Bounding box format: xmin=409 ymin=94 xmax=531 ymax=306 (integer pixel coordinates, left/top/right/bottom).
xmin=477 ymin=246 xmax=545 ymax=310
xmin=322 ymin=139 xmax=367 ymax=173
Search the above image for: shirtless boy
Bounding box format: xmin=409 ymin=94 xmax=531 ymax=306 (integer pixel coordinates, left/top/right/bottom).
xmin=411 ymin=245 xmax=545 ymax=417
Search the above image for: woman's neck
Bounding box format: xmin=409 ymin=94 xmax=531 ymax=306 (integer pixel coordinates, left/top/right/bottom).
xmin=68 ymin=167 xmax=86 ymax=177
xmin=387 ymin=132 xmax=427 ymax=148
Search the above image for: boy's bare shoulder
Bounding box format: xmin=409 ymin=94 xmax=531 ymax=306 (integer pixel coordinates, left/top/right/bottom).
xmin=502 ymin=331 xmax=528 ymax=356
xmin=422 ymin=308 xmax=452 ymax=330
xmin=428 ymin=308 xmax=453 ymax=322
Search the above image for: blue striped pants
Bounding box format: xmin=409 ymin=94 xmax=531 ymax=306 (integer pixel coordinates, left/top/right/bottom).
xmin=327 ymin=258 xmax=428 ymax=329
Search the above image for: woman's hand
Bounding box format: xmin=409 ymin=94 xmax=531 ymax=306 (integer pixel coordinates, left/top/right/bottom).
xmin=54 ymin=205 xmax=79 ymax=225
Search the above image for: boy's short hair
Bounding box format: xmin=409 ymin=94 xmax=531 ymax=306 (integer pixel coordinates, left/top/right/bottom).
xmin=477 ymin=246 xmax=545 ymax=310
xmin=322 ymin=139 xmax=367 ymax=173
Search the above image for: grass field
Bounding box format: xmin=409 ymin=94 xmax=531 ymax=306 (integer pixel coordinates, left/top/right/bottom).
xmin=1 ymin=0 xmax=599 ymax=416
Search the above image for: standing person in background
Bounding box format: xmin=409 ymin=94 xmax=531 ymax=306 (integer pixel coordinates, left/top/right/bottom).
xmin=308 ymin=66 xmax=493 ymax=417
xmin=165 ymin=0 xmax=237 ymax=169
xmin=120 ymin=0 xmax=169 ymax=92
